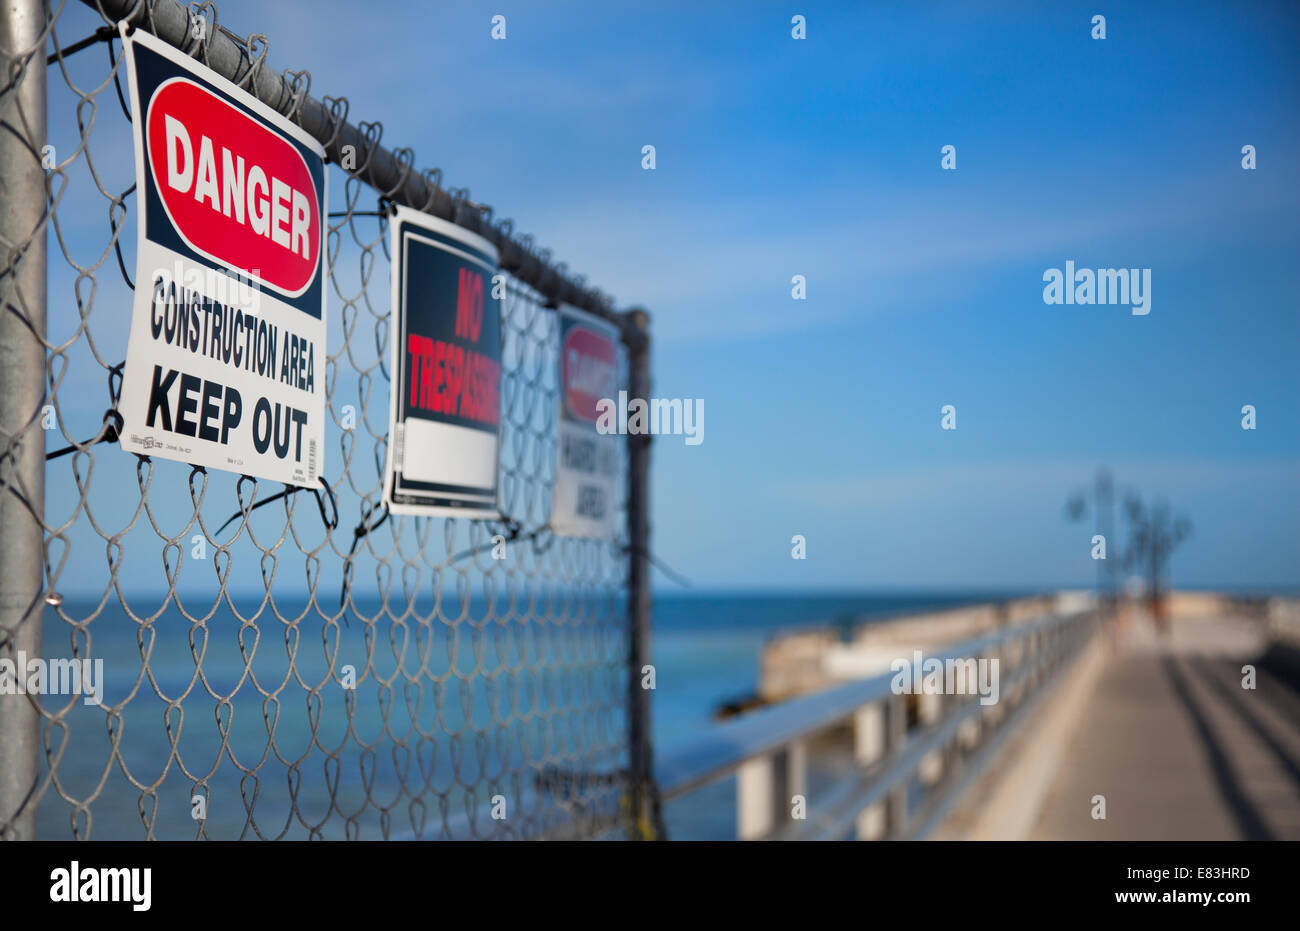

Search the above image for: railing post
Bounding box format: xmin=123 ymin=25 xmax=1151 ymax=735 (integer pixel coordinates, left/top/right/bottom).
xmin=0 ymin=0 xmax=49 ymax=841
xmin=737 ymin=741 xmax=806 ymax=840
xmin=854 ymin=693 xmax=909 ymax=839
xmin=884 ymin=692 xmax=908 ymax=837
xmin=854 ymin=699 xmax=886 ymax=839
xmin=787 ymin=738 xmax=807 ymax=813
xmin=622 ymin=308 xmax=658 ymax=839
xmin=918 ymin=690 xmax=943 ymax=784
xmin=736 ymin=755 xmax=774 ymax=839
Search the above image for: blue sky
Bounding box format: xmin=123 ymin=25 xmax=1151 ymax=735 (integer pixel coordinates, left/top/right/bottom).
xmin=42 ymin=0 xmax=1300 ymax=595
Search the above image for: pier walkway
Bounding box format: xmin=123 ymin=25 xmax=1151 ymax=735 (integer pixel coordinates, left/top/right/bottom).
xmin=1030 ymin=612 xmax=1300 ymax=840
xmin=654 ymin=597 xmax=1300 ymax=841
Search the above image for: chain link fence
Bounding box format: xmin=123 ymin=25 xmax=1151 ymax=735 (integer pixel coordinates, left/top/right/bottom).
xmin=0 ymin=0 xmax=657 ymax=840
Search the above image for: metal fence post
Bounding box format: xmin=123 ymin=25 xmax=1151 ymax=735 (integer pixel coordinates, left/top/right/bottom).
xmin=0 ymin=0 xmax=49 ymax=841
xmin=623 ymin=307 xmax=659 ymax=839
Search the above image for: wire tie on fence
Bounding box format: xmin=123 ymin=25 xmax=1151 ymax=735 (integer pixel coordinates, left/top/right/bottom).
xmin=338 ymin=502 xmax=391 ymax=612
xmin=438 ymin=519 xmax=562 ymax=564
xmin=445 ymin=517 xmax=526 ymax=563
xmin=106 ymin=29 xmax=133 ymax=124
xmin=46 ymin=26 xmax=117 ymax=65
xmin=530 ymin=525 xmax=556 ymax=557
xmin=107 ymin=362 xmax=125 ymax=406
xmin=350 ymin=501 xmax=390 ymax=546
xmin=315 ymin=476 xmax=339 ymax=530
xmin=112 ymin=189 xmax=136 ymax=290
xmin=214 ymin=475 xmax=339 ymax=535
xmin=45 ymin=410 xmax=124 ymax=461
xmin=624 ymin=543 xmax=692 ymax=588
xmin=328 ymin=197 xmax=396 ymax=221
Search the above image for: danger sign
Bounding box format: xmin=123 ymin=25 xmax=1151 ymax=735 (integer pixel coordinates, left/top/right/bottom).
xmin=383 ymin=207 xmax=502 ymax=517
xmin=551 ymin=305 xmax=620 ymax=538
xmin=116 ymin=28 xmax=327 ymax=487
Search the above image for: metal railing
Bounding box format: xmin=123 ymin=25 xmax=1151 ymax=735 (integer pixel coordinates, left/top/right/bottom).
xmin=655 ymin=609 xmax=1100 ymax=840
xmin=0 ymin=0 xmax=657 ymax=840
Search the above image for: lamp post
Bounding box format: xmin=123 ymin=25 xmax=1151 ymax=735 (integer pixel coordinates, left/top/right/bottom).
xmin=1065 ymin=468 xmax=1118 ymax=619
xmin=1121 ymin=496 xmax=1192 ymax=636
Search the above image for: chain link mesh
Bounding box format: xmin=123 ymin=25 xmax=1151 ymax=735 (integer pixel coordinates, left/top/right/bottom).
xmin=1 ymin=0 xmax=641 ymax=840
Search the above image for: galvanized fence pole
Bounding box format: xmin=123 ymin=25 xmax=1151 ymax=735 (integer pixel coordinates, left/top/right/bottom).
xmin=0 ymin=0 xmax=49 ymax=841
xmin=622 ymin=308 xmax=660 ymax=839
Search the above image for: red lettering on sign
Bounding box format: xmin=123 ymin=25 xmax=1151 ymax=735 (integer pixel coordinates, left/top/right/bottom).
xmin=454 ymin=268 xmax=484 ymax=342
xmin=146 ymin=78 xmax=321 ymax=297
xmin=563 ymin=325 xmax=617 ymax=424
xmin=407 ymin=333 xmax=499 ymax=427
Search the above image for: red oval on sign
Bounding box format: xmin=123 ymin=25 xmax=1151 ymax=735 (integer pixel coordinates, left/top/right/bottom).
xmin=146 ymin=78 xmax=321 ymax=297
xmin=563 ymin=325 xmax=618 ymax=424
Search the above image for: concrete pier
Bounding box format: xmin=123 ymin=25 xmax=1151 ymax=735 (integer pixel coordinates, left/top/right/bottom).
xmin=933 ymin=601 xmax=1300 ymax=840
xmin=668 ymin=593 xmax=1300 ymax=842
xmin=1031 ymin=610 xmax=1300 ymax=840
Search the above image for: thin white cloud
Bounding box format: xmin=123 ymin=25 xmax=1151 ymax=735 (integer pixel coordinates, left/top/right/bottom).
xmin=787 ymin=458 xmax=1300 ymax=513
xmin=537 ymin=168 xmax=1299 ymax=344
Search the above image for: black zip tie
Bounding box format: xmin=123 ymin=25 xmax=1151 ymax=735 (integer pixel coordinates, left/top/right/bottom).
xmin=624 ymin=543 xmax=691 ymax=588
xmin=112 ymin=184 xmax=136 ymax=290
xmin=336 ymin=510 xmax=535 ymax=611
xmin=107 ymin=362 xmax=125 ymax=407
xmin=107 ymin=32 xmax=132 ymax=124
xmin=46 ymin=409 xmax=123 ymax=461
xmin=530 ymin=525 xmax=557 ymax=557
xmin=446 ymin=517 xmax=524 ymax=562
xmin=46 ymin=26 xmax=117 ymax=65
xmin=214 ymin=475 xmax=338 ymax=536
xmin=338 ymin=501 xmax=390 ymax=613
xmin=443 ymin=519 xmax=560 ymax=563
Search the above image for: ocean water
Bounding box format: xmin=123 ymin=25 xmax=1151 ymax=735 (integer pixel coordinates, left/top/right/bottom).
xmin=21 ymin=590 xmax=1003 ymax=839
